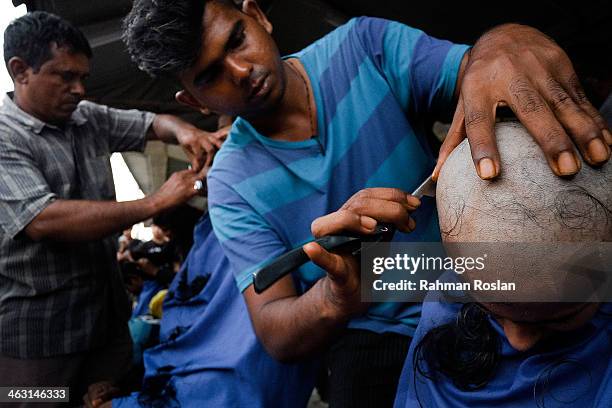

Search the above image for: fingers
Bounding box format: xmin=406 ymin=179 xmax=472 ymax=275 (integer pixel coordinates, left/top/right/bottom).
xmin=184 ymin=143 xmax=203 ymax=173
xmin=209 ymin=128 xmax=229 ymax=149
xmin=460 ymin=77 xmax=500 ymax=179
xmin=183 ymin=131 xmax=218 ymax=171
xmin=303 ymin=242 xmax=350 ymax=285
xmin=539 ymin=76 xmax=610 ymax=166
xmin=507 ymin=76 xmax=581 ymax=176
xmin=338 ymin=189 xmax=420 ymax=233
xmin=209 ymin=136 xmax=224 ymax=150
xmin=344 ymin=198 xmax=416 ymax=232
xmin=194 ymin=137 xmax=214 ymax=170
xmin=433 ymin=98 xmax=466 ymax=181
xmin=84 ymin=382 xmax=119 ymax=408
xmin=196 ymin=164 xmax=209 ymax=180
xmin=311 ymin=210 xmax=377 ymax=238
xmin=203 ymin=139 xmax=215 ymax=169
xmin=340 ymin=188 xmax=421 ymax=210
xmin=563 ymin=74 xmax=611 ymax=158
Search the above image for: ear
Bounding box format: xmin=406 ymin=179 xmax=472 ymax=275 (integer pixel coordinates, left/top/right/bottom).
xmin=175 ymin=90 xmax=211 ymax=116
xmin=8 ymin=57 xmax=31 ymax=84
xmin=242 ymin=0 xmax=273 ymax=34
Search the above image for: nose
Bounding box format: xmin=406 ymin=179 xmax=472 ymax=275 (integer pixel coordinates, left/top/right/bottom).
xmin=500 ymin=319 xmax=545 ymax=351
xmin=71 ymin=80 xmax=86 ymax=97
xmin=225 ymin=55 xmax=251 ymax=86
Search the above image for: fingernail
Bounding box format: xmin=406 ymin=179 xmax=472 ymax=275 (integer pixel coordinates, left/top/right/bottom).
xmin=477 ymin=158 xmax=496 ymax=179
xmin=360 ymin=216 xmax=377 ymax=230
xmin=408 ymin=218 xmax=416 ymax=231
xmin=406 ymin=195 xmax=421 ymax=207
xmin=557 ymin=151 xmax=579 ymax=175
xmin=587 ymin=138 xmax=610 ymax=163
xmin=603 ymin=129 xmax=612 ymax=145
xmin=431 ymin=166 xmax=440 ymax=181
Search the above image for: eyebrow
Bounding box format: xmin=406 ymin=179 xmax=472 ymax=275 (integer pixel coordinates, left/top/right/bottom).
xmin=193 ymin=20 xmax=245 ymax=86
xmin=51 ymin=67 xmax=89 ymax=77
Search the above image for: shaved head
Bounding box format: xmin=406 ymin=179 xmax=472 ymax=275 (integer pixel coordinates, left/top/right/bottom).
xmin=437 ymin=121 xmax=611 ymax=243
xmin=416 ymin=121 xmax=611 ymax=365
xmin=436 ymin=121 xmax=611 ymax=315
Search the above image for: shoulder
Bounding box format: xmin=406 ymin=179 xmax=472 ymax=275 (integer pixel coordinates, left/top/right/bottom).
xmin=0 ymin=120 xmax=36 ymax=153
xmin=208 ymin=118 xmax=267 ymax=187
xmin=75 ymin=100 xmax=152 ymax=123
xmin=296 ymin=17 xmax=395 ymax=59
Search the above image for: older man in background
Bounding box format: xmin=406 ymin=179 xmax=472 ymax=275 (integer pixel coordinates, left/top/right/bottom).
xmin=0 ymin=11 xmax=223 ymax=406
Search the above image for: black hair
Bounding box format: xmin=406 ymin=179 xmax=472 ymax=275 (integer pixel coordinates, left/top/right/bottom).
xmin=123 ymin=0 xmax=239 ymax=78
xmin=412 ymin=303 xmax=501 ymax=399
xmin=137 ymin=367 xmax=180 ymax=408
xmin=153 ymin=204 xmax=203 ymax=261
xmin=3 ymin=11 xmax=92 ymax=73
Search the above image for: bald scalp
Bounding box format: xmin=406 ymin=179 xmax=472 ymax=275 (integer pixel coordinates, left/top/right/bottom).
xmin=436 ymin=122 xmax=611 ymax=303
xmin=437 ymin=121 xmax=612 ymax=243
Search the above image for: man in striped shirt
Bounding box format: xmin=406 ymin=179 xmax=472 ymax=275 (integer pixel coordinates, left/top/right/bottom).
xmin=123 ymin=0 xmax=611 ymax=405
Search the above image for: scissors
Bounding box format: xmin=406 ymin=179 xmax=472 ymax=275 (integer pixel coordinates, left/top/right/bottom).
xmin=252 ymin=175 xmax=436 ymax=294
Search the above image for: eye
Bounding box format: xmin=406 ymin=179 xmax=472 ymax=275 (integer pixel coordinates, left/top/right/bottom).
xmin=59 ymin=72 xmax=76 ymax=82
xmin=197 ymin=65 xmax=221 ymax=87
xmin=227 ymin=26 xmax=246 ymax=51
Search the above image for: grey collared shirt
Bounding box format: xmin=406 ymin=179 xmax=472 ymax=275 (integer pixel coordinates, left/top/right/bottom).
xmin=0 ymin=95 xmax=155 ymax=358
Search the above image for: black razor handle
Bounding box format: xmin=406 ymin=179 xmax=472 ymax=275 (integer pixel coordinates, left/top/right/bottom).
xmin=252 ymin=223 xmax=395 ymax=294
xmin=253 ymin=234 xmax=361 ymax=294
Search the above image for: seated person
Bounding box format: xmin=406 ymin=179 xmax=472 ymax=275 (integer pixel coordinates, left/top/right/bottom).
xmin=393 ymin=121 xmax=612 ymax=407
xmin=92 ymin=212 xmax=316 ymax=407
xmin=122 ymin=209 xmax=202 ymax=370
xmin=124 ymin=212 xmax=192 ymax=319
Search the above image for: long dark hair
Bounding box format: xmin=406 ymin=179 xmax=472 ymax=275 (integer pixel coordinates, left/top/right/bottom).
xmin=412 ymin=303 xmax=501 ymax=395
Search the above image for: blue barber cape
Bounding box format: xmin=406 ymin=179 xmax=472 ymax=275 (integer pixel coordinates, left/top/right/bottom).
xmin=114 ymin=215 xmax=316 ymax=407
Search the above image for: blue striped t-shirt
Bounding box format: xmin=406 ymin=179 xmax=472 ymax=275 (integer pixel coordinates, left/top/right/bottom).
xmin=208 ymin=17 xmax=469 ymax=336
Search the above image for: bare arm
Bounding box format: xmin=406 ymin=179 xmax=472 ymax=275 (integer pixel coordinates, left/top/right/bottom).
xmin=244 ymin=274 xmax=355 ymax=362
xmin=146 ymin=114 xmax=193 ymax=143
xmin=25 ymin=197 xmax=158 ymax=242
xmin=24 ymin=167 xmax=205 ymax=242
xmin=243 ymin=189 xmax=420 ymax=362
xmin=147 ymin=114 xmax=225 ymax=171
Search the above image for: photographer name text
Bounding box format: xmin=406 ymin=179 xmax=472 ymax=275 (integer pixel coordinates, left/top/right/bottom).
xmin=372 ymin=279 xmax=516 ymax=291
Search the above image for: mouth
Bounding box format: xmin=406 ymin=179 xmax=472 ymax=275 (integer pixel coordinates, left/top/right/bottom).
xmin=62 ymin=100 xmax=80 ymax=110
xmin=248 ymin=74 xmax=270 ymax=101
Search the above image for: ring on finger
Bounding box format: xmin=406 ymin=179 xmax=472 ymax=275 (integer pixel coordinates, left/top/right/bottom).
xmin=193 ymin=180 xmax=205 ymax=191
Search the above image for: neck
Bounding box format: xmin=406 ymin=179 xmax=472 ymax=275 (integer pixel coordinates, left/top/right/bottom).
xmin=248 ymin=59 xmax=316 ymax=142
xmin=13 ymin=89 xmax=63 ymax=126
xmin=13 ymin=91 xmax=36 ymax=119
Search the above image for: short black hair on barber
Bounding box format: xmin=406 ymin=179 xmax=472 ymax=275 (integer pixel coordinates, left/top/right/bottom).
xmin=123 ymin=0 xmax=240 ymax=78
xmin=3 ymin=11 xmax=92 ymax=73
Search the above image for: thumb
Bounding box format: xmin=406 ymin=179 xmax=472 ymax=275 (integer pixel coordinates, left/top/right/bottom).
xmin=182 ymin=144 xmax=201 ymax=172
xmin=433 ymin=97 xmax=466 ymax=181
xmin=303 ymin=242 xmax=349 ymax=284
xmin=196 ymin=165 xmax=209 ymax=180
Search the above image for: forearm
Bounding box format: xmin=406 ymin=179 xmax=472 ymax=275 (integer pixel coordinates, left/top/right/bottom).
xmin=247 ymin=277 xmax=355 ymax=362
xmin=147 ymin=114 xmax=196 ymax=144
xmin=25 ymin=197 xmax=161 ymax=242
xmin=454 ymin=49 xmax=469 ymax=101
